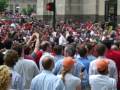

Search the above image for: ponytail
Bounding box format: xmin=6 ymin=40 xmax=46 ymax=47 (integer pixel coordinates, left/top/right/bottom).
xmin=61 ymin=68 xmax=69 ymax=83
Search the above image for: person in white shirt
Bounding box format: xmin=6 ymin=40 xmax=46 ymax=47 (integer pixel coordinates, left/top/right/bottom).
xmin=31 ymin=56 xmax=64 ymax=90
xmin=89 ymin=59 xmax=117 ymax=90
xmin=57 ymin=57 xmax=81 ymax=90
xmin=13 ymin=44 xmax=39 ymax=89
xmin=89 ymin=44 xmax=118 ymax=81
xmin=59 ymin=32 xmax=67 ymax=46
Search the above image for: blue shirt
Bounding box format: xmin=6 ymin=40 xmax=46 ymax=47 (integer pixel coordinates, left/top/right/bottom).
xmin=53 ymin=59 xmax=63 ymax=75
xmin=11 ymin=70 xmax=24 ymax=90
xmin=87 ymin=55 xmax=96 ymax=61
xmin=77 ymin=57 xmax=91 ymax=73
xmin=31 ymin=70 xmax=64 ymax=90
xmin=53 ymin=58 xmax=85 ymax=77
xmin=76 ymin=57 xmax=90 ymax=87
xmin=54 ymin=55 xmax=64 ymax=63
xmin=53 ymin=58 xmax=89 ymax=87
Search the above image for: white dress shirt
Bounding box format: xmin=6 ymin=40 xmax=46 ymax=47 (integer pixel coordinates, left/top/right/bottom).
xmin=89 ymin=74 xmax=117 ymax=90
xmin=89 ymin=56 xmax=118 ymax=81
xmin=57 ymin=73 xmax=81 ymax=90
xmin=14 ymin=58 xmax=39 ymax=89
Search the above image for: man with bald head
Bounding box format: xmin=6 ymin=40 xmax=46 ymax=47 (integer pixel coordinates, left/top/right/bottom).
xmin=31 ymin=56 xmax=64 ymax=90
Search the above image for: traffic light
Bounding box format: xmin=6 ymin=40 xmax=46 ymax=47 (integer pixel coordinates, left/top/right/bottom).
xmin=46 ymin=2 xmax=55 ymax=11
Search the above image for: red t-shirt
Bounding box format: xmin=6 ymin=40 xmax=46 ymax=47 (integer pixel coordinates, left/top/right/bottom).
xmin=31 ymin=50 xmax=43 ymax=66
xmin=105 ymin=50 xmax=120 ymax=89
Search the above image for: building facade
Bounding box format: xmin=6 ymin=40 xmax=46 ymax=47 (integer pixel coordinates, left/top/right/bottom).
xmin=37 ymin=0 xmax=105 ymax=21
xmin=8 ymin=0 xmax=37 ymax=13
xmin=7 ymin=0 xmax=120 ymax=23
xmin=37 ymin=0 xmax=120 ymax=23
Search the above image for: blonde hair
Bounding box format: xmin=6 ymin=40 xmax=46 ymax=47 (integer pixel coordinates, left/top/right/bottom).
xmin=0 ymin=65 xmax=11 ymax=90
xmin=61 ymin=67 xmax=71 ymax=84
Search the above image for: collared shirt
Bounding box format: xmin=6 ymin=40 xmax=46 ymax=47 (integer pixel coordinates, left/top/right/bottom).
xmin=89 ymin=74 xmax=117 ymax=90
xmin=53 ymin=58 xmax=89 ymax=87
xmin=76 ymin=57 xmax=90 ymax=87
xmin=89 ymin=56 xmax=118 ymax=81
xmin=74 ymin=54 xmax=81 ymax=60
xmin=77 ymin=57 xmax=91 ymax=73
xmin=53 ymin=58 xmax=85 ymax=77
xmin=54 ymin=55 xmax=64 ymax=63
xmin=57 ymin=73 xmax=81 ymax=90
xmin=87 ymin=55 xmax=96 ymax=61
xmin=11 ymin=69 xmax=24 ymax=90
xmin=14 ymin=58 xmax=39 ymax=89
xmin=30 ymin=70 xmax=64 ymax=90
xmin=59 ymin=35 xmax=67 ymax=46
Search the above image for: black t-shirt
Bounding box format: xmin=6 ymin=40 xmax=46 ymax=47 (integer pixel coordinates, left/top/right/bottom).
xmin=67 ymin=35 xmax=74 ymax=44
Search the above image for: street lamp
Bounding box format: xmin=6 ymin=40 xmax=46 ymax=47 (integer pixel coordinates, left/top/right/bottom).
xmin=46 ymin=0 xmax=56 ymax=31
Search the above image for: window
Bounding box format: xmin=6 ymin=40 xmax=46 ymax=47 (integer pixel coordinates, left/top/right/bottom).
xmin=33 ymin=4 xmax=36 ymax=12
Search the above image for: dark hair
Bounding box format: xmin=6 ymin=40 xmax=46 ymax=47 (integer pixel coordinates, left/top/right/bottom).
xmin=4 ymin=39 xmax=12 ymax=49
xmin=95 ymin=44 xmax=106 ymax=56
xmin=42 ymin=56 xmax=54 ymax=70
xmin=24 ymin=46 xmax=31 ymax=55
xmin=40 ymin=41 xmax=50 ymax=51
xmin=12 ymin=44 xmax=23 ymax=57
xmin=102 ymin=40 xmax=113 ymax=49
xmin=78 ymin=46 xmax=87 ymax=57
xmin=86 ymin=43 xmax=93 ymax=53
xmin=53 ymin=45 xmax=63 ymax=55
xmin=4 ymin=50 xmax=18 ymax=67
xmin=65 ymin=45 xmax=76 ymax=57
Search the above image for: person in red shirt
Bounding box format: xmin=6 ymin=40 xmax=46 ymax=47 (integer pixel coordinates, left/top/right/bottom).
xmin=27 ymin=32 xmax=42 ymax=66
xmin=103 ymin=40 xmax=120 ymax=89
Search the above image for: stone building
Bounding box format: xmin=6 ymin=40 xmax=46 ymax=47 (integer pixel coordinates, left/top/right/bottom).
xmin=37 ymin=0 xmax=120 ymax=23
xmin=7 ymin=0 xmax=120 ymax=23
xmin=8 ymin=0 xmax=37 ymax=13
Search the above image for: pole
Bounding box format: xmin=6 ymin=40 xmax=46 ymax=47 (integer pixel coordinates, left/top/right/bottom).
xmin=105 ymin=0 xmax=109 ymax=22
xmin=95 ymin=0 xmax=99 ymax=22
xmin=53 ymin=0 xmax=56 ymax=31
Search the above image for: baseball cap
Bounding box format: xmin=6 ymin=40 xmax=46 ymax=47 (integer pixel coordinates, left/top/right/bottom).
xmin=63 ymin=57 xmax=75 ymax=69
xmin=96 ymin=59 xmax=109 ymax=72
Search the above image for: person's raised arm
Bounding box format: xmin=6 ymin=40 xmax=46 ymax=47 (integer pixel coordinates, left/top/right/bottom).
xmin=34 ymin=33 xmax=40 ymax=53
xmin=26 ymin=33 xmax=36 ymax=46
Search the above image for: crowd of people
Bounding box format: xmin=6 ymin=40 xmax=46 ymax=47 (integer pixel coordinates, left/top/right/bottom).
xmin=0 ymin=13 xmax=120 ymax=90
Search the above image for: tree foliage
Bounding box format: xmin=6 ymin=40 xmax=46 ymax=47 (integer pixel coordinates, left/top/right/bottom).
xmin=0 ymin=0 xmax=8 ymax=12
xmin=22 ymin=8 xmax=27 ymax=15
xmin=27 ymin=5 xmax=34 ymax=16
xmin=22 ymin=5 xmax=34 ymax=16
